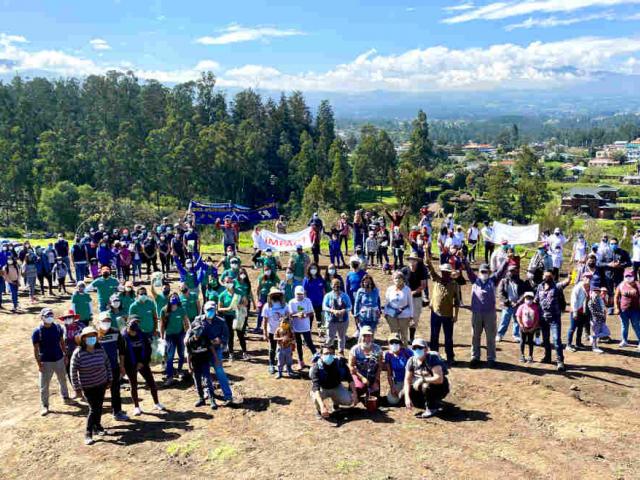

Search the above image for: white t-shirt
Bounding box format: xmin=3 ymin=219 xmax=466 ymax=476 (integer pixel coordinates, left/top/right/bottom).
xmin=481 ymin=226 xmax=493 ymax=242
xmin=550 ymin=249 xmax=563 ymax=268
xmin=454 ymin=231 xmax=465 ymax=245
xmin=633 ymin=237 xmax=640 ymax=262
xmin=573 ymin=240 xmax=587 ymax=262
xmin=549 ymin=233 xmax=567 ymax=251
xmin=261 ymin=303 xmax=288 ymax=334
xmin=468 ymin=227 xmax=479 ymax=242
xmin=287 ymin=297 xmax=314 ymax=333
xmin=384 ymin=286 xmax=414 ymax=319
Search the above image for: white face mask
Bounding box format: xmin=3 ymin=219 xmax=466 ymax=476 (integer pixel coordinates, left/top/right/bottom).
xmin=64 ymin=318 xmax=73 ymax=325
xmin=43 ymin=316 xmax=54 ymax=325
xmin=112 ymin=300 xmax=121 ymax=308
xmin=99 ymin=321 xmax=111 ymax=331
xmin=328 ymin=268 xmax=336 ymax=275
xmin=525 ymin=299 xmax=533 ymax=305
xmin=479 ymin=273 xmax=489 ymax=282
xmin=310 ymin=268 xmax=318 ymax=275
xmin=390 ymin=343 xmax=400 ymax=353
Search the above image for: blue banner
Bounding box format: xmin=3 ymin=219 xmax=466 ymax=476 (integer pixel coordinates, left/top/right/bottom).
xmin=188 ymin=201 xmax=279 ymax=225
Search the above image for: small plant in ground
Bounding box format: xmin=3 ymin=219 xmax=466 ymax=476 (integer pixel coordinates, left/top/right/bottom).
xmin=336 ymin=459 xmax=363 ymax=474
xmin=207 ymin=443 xmax=238 ymax=463
xmin=166 ymin=440 xmax=201 ymax=458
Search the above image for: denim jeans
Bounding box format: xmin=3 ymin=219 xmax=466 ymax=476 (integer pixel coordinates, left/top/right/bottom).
xmin=193 ymin=360 xmax=214 ymax=400
xmin=567 ymin=311 xmax=589 ymax=346
xmin=540 ymin=315 xmax=564 ymax=362
xmin=8 ymin=282 xmax=18 ymax=308
xmin=0 ymin=276 xmax=4 ymax=306
xmin=165 ymin=332 xmax=185 ymax=378
xmin=74 ymin=261 xmax=87 ymax=282
xmin=497 ymin=306 xmax=520 ymax=338
xmin=211 ymin=345 xmax=233 ymax=400
xmin=619 ymin=309 xmax=640 ymax=342
xmin=430 ymin=311 xmax=455 ymax=362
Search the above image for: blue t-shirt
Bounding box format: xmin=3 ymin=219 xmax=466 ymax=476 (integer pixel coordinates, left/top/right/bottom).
xmin=32 ymin=324 xmax=64 ymax=362
xmin=303 ymin=276 xmax=326 ymax=307
xmin=346 ymin=270 xmax=366 ymax=299
xmin=384 ymin=348 xmax=413 ymax=383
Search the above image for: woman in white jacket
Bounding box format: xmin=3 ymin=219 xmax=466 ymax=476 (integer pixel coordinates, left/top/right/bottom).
xmin=567 ymin=272 xmax=592 ymax=351
xmin=384 ymin=271 xmax=414 ymax=345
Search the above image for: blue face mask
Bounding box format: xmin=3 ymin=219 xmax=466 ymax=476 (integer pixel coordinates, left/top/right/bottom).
xmin=611 ymin=244 xmax=618 ymax=251
xmin=413 ymin=348 xmax=425 ymax=357
xmin=322 ymin=354 xmax=335 ymax=365
xmin=206 ymin=309 xmax=216 ymax=319
xmin=85 ymin=337 xmax=97 ymax=347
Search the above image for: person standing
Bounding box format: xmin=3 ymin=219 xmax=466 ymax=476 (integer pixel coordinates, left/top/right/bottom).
xmin=262 ymin=288 xmax=289 ymax=374
xmin=160 ymin=294 xmax=190 ymax=386
xmin=3 ymin=256 xmax=22 ymax=311
xmin=303 ymin=264 xmax=326 ymax=333
xmin=288 ymin=286 xmax=317 ymax=369
xmin=32 ymin=308 xmax=70 ymax=416
xmin=96 ymin=311 xmax=128 ymax=421
xmin=323 ymin=279 xmax=352 ymax=356
xmin=384 ymin=271 xmax=414 ymax=345
xmin=353 ymin=274 xmax=382 ymax=335
xmin=496 ymin=265 xmax=527 ymax=343
xmin=613 ymin=268 xmax=640 ymax=349
xmin=89 ymin=266 xmax=120 ymax=312
xmin=406 ymin=254 xmax=428 ymax=342
xmin=54 ymin=233 xmax=74 ymax=283
xmin=424 ymin=255 xmax=460 ymax=365
xmin=481 ymin=222 xmax=494 ymax=264
xmin=467 ymin=222 xmax=479 ymax=263
xmin=128 ymin=287 xmax=158 ymax=337
xmin=567 ymin=273 xmax=592 ymax=352
xmin=463 ymin=259 xmax=508 ymax=367
xmin=70 ymin=326 xmax=112 ymax=445
xmin=199 ymin=302 xmax=235 ymax=404
xmin=534 ymin=270 xmax=569 ymax=371
xmin=185 ymin=319 xmax=219 ymax=410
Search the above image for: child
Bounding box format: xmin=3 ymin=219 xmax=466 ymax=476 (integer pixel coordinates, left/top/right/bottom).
xmin=365 ymin=231 xmax=378 ymax=267
xmin=588 ymin=287 xmax=610 ymax=354
xmin=274 ymin=317 xmax=296 ymax=378
xmin=22 ymin=253 xmax=38 ymax=303
xmin=89 ymin=257 xmax=100 ymax=279
xmin=58 ymin=309 xmax=82 ymax=395
xmin=329 ymin=233 xmax=345 ymax=268
xmin=52 ymin=257 xmax=69 ymax=294
xmin=185 ymin=320 xmax=218 ymax=410
xmin=516 ymin=292 xmax=540 ymax=363
xmin=377 ymin=228 xmax=390 ymax=267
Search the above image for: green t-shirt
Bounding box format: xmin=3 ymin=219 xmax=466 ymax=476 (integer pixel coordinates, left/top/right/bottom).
xmin=257 ymin=256 xmax=278 ymax=272
xmin=129 ymin=298 xmax=156 ymax=334
xmin=292 ymin=253 xmax=308 ymax=279
xmin=218 ymin=290 xmax=236 ymax=318
xmin=71 ymin=292 xmax=93 ymax=321
xmin=154 ymin=292 xmax=168 ymax=316
xmin=91 ymin=276 xmax=120 ymax=308
xmin=180 ymin=293 xmax=199 ymax=320
xmin=119 ymin=293 xmax=136 ymax=316
xmin=205 ymin=288 xmax=220 ymax=303
xmin=221 ymin=255 xmax=241 ymax=271
xmin=233 ymin=280 xmax=251 ymax=300
xmin=220 ymin=268 xmax=238 ymax=283
xmin=281 ymin=281 xmax=295 ymax=302
xmin=184 ymin=272 xmax=197 ymax=290
xmin=163 ymin=305 xmax=187 ymax=336
xmin=257 ymin=274 xmax=279 ymax=300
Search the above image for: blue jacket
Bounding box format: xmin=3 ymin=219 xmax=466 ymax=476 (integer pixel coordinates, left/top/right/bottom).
xmin=35 ymin=253 xmax=52 ymax=275
xmin=303 ymin=276 xmax=326 ymax=307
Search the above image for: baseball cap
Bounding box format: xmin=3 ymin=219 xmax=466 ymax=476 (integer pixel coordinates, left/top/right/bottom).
xmin=204 ymin=301 xmax=216 ymax=311
xmin=294 ymin=285 xmax=305 ymax=295
xmin=411 ymin=338 xmax=428 ymax=348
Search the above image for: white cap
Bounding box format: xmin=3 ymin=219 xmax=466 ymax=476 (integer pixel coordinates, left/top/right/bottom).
xmin=98 ymin=311 xmax=111 ymax=321
xmin=204 ymin=301 xmax=216 ymax=311
xmin=294 ymin=285 xmax=305 ymax=295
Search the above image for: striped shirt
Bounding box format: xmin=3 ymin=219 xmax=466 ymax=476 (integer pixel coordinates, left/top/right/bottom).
xmin=70 ymin=347 xmax=112 ymax=391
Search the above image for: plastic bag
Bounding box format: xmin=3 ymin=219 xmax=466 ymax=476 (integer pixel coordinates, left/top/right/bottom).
xmin=233 ymin=305 xmax=247 ymax=331
xmin=151 ymin=337 xmax=166 ymax=364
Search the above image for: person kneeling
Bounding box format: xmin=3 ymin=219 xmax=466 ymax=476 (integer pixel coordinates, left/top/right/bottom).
xmin=404 ymin=338 xmax=450 ymax=418
xmin=309 ymin=345 xmax=357 ymax=422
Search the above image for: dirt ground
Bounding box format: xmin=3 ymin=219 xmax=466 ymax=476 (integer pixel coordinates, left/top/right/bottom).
xmin=0 ymin=252 xmax=639 ymax=480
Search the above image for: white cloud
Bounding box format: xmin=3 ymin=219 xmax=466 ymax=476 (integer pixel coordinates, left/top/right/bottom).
xmin=443 ymin=0 xmax=640 ymax=24
xmin=216 ymin=36 xmax=640 ymax=92
xmin=195 ymin=24 xmax=305 ymax=45
xmin=156 ymin=15 xmax=166 ymax=21
xmin=406 ymin=7 xmax=416 ymax=12
xmin=89 ymin=38 xmax=111 ymax=51
xmin=443 ymin=2 xmax=476 ymax=11
xmin=505 ymin=11 xmax=616 ymax=29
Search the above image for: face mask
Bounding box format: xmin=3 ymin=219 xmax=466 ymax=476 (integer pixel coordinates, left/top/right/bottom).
xmin=479 ymin=273 xmax=489 ymax=281
xmin=112 ymin=300 xmax=121 ymax=308
xmin=85 ymin=337 xmax=97 ymax=347
xmin=266 ymin=251 xmax=273 ymax=257
xmin=413 ymin=348 xmax=425 ymax=357
xmin=286 ymin=273 xmax=293 ymax=280
xmin=538 ymin=248 xmax=545 ymax=254
xmin=611 ymin=244 xmax=618 ymax=251
xmin=525 ymin=299 xmax=533 ymax=305
xmin=625 ymin=276 xmax=634 ymax=283
xmin=226 ymin=284 xmax=233 ymax=291
xmin=139 ymin=294 xmax=148 ymax=301
xmin=99 ymin=321 xmax=111 ymax=331
xmin=390 ymin=344 xmax=400 ymax=353
xmin=362 ymin=340 xmax=373 ymax=349
xmin=231 ymin=264 xmax=239 ymax=270
xmin=102 ymin=273 xmax=110 ymax=278
xmin=265 ymin=270 xmax=272 ymax=276
xmin=206 ymin=309 xmax=216 ymax=319
xmin=544 ymin=278 xmax=553 ymax=284
xmin=186 ymin=263 xmax=193 ymax=269
xmin=328 ymin=268 xmax=336 ymax=275
xmin=64 ymin=318 xmax=73 ymax=325
xmin=163 ymin=288 xmax=170 ymax=296
xmin=310 ymin=268 xmax=318 ymax=275
xmin=322 ymin=354 xmax=335 ymax=365
xmin=43 ymin=315 xmax=54 ymax=325
xmin=239 ymin=274 xmax=247 ymax=280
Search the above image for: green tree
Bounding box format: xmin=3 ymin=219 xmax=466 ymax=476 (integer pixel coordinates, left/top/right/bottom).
xmin=485 ymin=166 xmax=513 ymax=220
xmin=401 ymin=110 xmax=434 ymax=168
xmin=301 ymin=175 xmax=328 ymax=217
xmin=394 ymin=165 xmax=428 ymax=213
xmin=39 ymin=181 xmax=81 ymax=232
xmin=327 ymin=138 xmax=352 ymax=211
xmin=352 ymin=127 xmax=397 ymax=195
xmin=512 ymin=146 xmax=548 ymax=221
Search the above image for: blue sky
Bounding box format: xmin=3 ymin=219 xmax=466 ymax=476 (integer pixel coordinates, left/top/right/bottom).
xmin=1 ymin=0 xmax=640 ymax=91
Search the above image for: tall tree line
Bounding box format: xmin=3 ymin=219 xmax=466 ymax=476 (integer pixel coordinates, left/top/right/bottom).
xmin=0 ymin=71 xmax=351 ymax=229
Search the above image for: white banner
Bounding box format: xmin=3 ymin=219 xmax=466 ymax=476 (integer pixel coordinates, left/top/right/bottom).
xmin=490 ymin=221 xmax=539 ymax=245
xmin=256 ymin=227 xmax=313 ymax=252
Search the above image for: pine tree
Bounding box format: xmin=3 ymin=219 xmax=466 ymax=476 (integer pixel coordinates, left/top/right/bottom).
xmin=327 ymin=138 xmax=352 ymax=210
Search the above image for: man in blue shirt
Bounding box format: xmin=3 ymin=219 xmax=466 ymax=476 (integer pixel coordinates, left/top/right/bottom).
xmin=54 ymin=233 xmax=74 ymax=282
xmin=32 ymin=308 xmax=70 ymax=416
xmin=199 ymin=302 xmax=234 ymax=404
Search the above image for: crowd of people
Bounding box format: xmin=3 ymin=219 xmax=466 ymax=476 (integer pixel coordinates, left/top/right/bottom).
xmin=6 ymin=206 xmax=639 ymax=444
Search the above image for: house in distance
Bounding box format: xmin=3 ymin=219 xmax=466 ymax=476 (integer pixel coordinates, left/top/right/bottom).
xmin=560 ymin=185 xmax=620 ymax=219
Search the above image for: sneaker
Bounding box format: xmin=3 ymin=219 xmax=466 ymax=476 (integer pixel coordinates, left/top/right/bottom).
xmin=40 ymin=407 xmax=49 ymax=416
xmin=487 ymin=359 xmax=496 ymax=368
xmin=133 ymin=407 xmax=142 ymax=416
xmin=420 ymin=407 xmax=441 ymax=418
xmin=62 ymin=396 xmax=73 ymax=405
xmin=469 ymin=358 xmax=480 ymax=367
xmin=194 ymin=398 xmax=206 ymax=407
xmin=94 ymin=426 xmax=107 ymax=436
xmin=526 ymin=356 xmax=534 ymax=363
xmin=592 ymin=347 xmax=604 ymax=354
xmin=210 ymin=399 xmax=218 ymax=410
xmin=84 ymin=435 xmax=95 ymax=446
xmin=154 ymin=403 xmax=166 ymax=412
xmin=113 ymin=411 xmax=129 ymax=421
xmin=519 ymin=355 xmax=526 ymax=363
xmin=241 ymin=352 xmax=251 ymax=360
xmin=495 ymin=334 xmax=503 ymax=343
xmin=163 ymin=378 xmax=175 ymax=387
xmin=276 ymin=371 xmax=283 ymax=379
xmin=556 ymin=361 xmax=566 ymax=372
xmin=287 ymin=369 xmax=298 ymax=378
xmin=268 ymin=365 xmax=275 ymax=374
xmin=619 ymin=340 xmax=629 ymax=348
xmin=567 ymin=344 xmax=577 ymax=353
